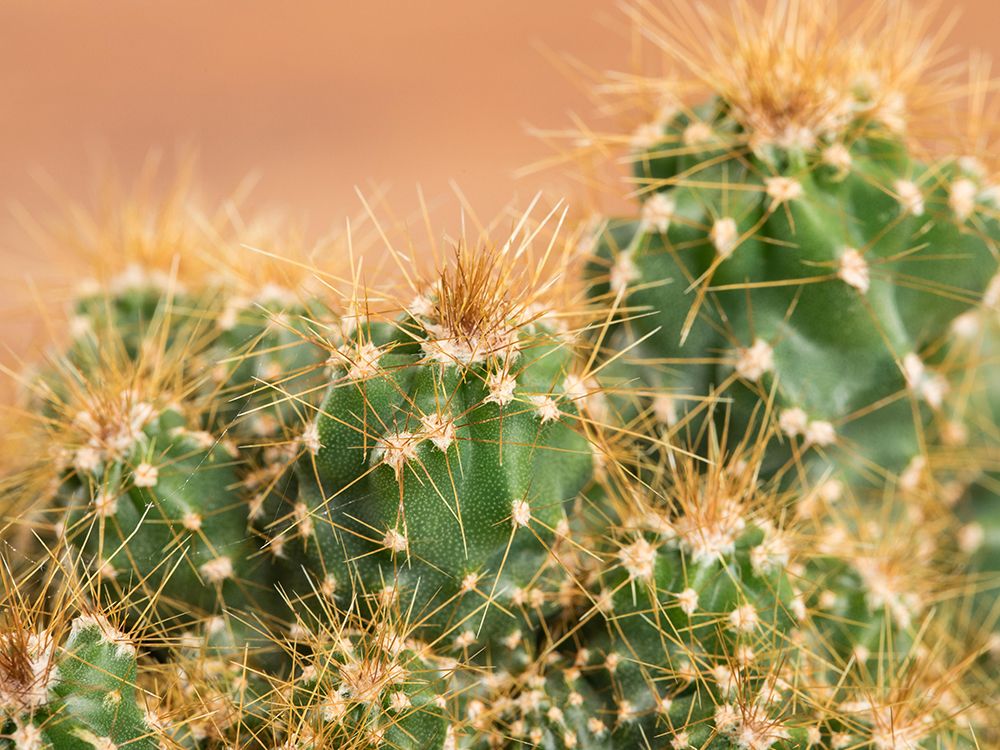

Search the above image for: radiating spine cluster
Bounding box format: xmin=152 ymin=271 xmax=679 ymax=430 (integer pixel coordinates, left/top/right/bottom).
xmin=1 ymin=615 xmax=158 ymax=750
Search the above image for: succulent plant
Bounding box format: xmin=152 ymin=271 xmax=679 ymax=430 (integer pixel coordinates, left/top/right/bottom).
xmin=28 ymin=320 xmax=284 ymax=657
xmin=2 ymin=2 xmax=1000 ymax=747
xmin=578 ymin=1 xmax=1000 ymax=490
xmin=273 ymin=624 xmax=449 ymax=750
xmin=269 ymin=237 xmax=601 ymax=659
xmin=1 ymin=615 xmax=159 ymax=750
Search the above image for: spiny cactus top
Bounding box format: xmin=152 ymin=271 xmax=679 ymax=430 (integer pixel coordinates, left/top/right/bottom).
xmin=577 ymin=0 xmax=1000 ymax=489
xmin=1 ymin=615 xmax=158 ymax=750
xmin=274 ymin=234 xmax=603 ymax=655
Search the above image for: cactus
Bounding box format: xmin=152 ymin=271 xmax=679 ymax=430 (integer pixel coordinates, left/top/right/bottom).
xmin=149 ymin=616 xmax=272 ymax=749
xmin=274 ymin=236 xmax=598 ymax=655
xmin=455 ymin=659 xmax=611 ymax=750
xmin=559 ymin=431 xmax=991 ymax=748
xmin=30 ymin=308 xmax=286 ymax=654
xmin=272 ymin=627 xmax=449 ymax=750
xmin=205 ymin=284 xmax=327 ymax=441
xmin=571 ymin=440 xmax=810 ymax=748
xmin=1 ymin=615 xmax=159 ymax=750
xmin=4 ymin=4 xmax=1000 ymax=743
xmin=56 ymin=170 xmax=333 ymax=451
xmin=578 ymin=1 xmax=1000 ymax=488
xmin=3 ymin=201 xmax=618 ymax=746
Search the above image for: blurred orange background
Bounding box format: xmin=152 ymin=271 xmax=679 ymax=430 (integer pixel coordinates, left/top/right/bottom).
xmin=1 ymin=0 xmax=998 ymax=358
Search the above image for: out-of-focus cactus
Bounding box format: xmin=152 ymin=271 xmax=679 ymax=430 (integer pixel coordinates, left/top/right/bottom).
xmin=572 ymin=1 xmax=1000 ymax=490
xmin=274 ymin=628 xmax=449 ymax=750
xmin=455 ymin=659 xmax=611 ymax=750
xmin=939 ymin=295 xmax=1000 ymax=611
xmin=31 ymin=322 xmax=284 ymax=652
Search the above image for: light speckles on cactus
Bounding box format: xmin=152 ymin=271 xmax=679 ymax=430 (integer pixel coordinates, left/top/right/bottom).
xmin=1 ymin=615 xmax=159 ymax=750
xmin=710 ymin=216 xmax=740 ymax=259
xmin=281 ymin=218 xmax=600 ymax=654
xmin=837 ymin=248 xmax=870 ymax=294
xmin=582 ymin=1 xmax=1000 ymax=486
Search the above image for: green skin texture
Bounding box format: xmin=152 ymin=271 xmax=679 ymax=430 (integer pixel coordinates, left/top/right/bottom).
xmin=955 ymin=319 xmax=1000 ymax=601
xmin=61 ymin=408 xmax=283 ymax=645
xmin=66 ymin=284 xmax=325 ymax=656
xmin=1 ymin=618 xmax=157 ymax=750
xmin=582 ymin=526 xmax=800 ymax=749
xmin=282 ymin=637 xmax=448 ymax=750
xmin=288 ymin=320 xmax=593 ymax=651
xmin=593 ymin=103 xmax=999 ymax=480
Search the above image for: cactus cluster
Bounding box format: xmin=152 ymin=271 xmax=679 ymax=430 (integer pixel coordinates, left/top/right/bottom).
xmin=3 ymin=1 xmax=1000 ymax=748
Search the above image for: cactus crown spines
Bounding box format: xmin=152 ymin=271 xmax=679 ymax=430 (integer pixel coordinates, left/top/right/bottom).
xmin=616 ymin=0 xmax=966 ymax=166
xmin=0 ymin=623 xmax=60 ymax=720
xmin=46 ymin=159 xmax=352 ymax=303
xmin=424 ymin=241 xmax=537 ymax=356
xmin=1 ymin=594 xmax=161 ymax=750
xmin=276 ymin=228 xmax=605 ymax=653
